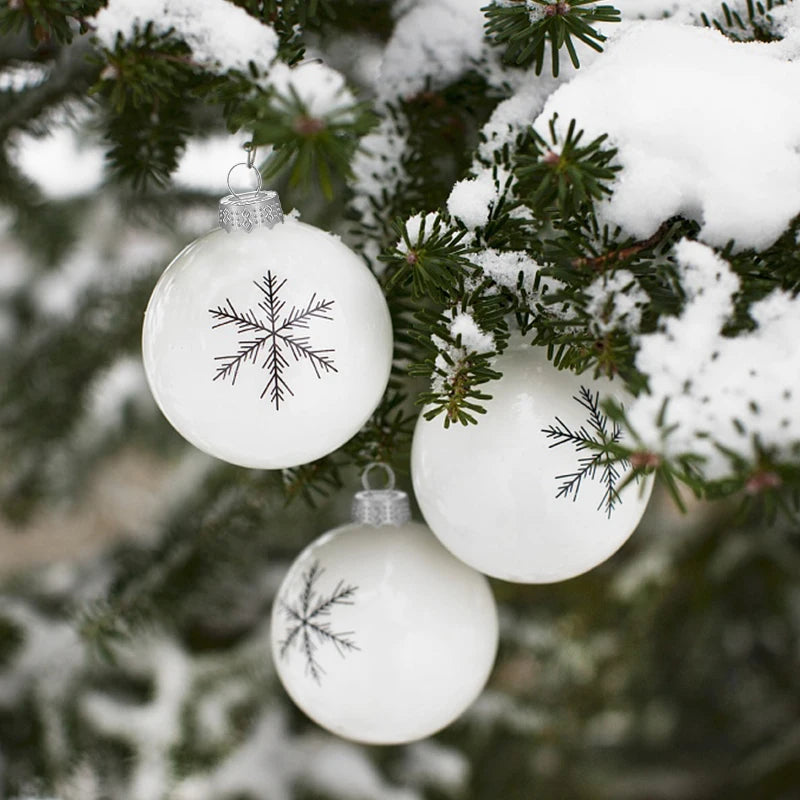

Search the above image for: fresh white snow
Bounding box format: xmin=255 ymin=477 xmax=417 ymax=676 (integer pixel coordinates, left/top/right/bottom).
xmin=629 ymin=240 xmax=800 ymax=478
xmin=536 ymin=20 xmax=800 ymax=250
xmin=378 ymin=0 xmax=489 ymax=99
xmin=447 ymin=170 xmax=504 ymax=230
xmin=93 ymin=0 xmax=279 ymax=74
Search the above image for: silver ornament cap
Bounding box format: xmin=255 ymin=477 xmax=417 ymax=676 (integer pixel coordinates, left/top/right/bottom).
xmin=219 ymin=160 xmax=284 ymax=233
xmin=351 ymin=463 xmax=411 ymax=526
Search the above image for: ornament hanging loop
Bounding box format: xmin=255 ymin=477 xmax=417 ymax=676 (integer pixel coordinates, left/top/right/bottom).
xmin=361 ymin=462 xmax=396 ymax=492
xmin=352 ymin=462 xmax=410 ymax=527
xmin=226 ymin=161 xmax=263 ymax=200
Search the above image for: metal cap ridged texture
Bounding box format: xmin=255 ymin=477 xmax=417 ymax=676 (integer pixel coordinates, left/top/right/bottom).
xmin=219 ymin=190 xmax=284 ymax=233
xmin=351 ymin=489 xmax=411 ymax=527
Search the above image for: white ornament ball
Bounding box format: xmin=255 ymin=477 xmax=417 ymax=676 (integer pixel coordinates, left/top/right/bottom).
xmin=142 ymin=215 xmax=393 ymax=469
xmin=411 ymin=342 xmax=654 ymax=583
xmin=271 ymin=520 xmax=498 ymax=744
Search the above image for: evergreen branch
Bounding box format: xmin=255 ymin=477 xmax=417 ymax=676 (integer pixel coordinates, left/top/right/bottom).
xmin=233 ymin=72 xmax=376 ymax=200
xmin=515 ymin=115 xmax=621 ymax=220
xmin=282 ymin=458 xmax=344 ymax=506
xmin=700 ymin=0 xmax=786 ymax=42
xmin=483 ymin=0 xmax=621 ymax=76
xmin=342 ymin=390 xmax=417 ymax=469
xmin=382 ymin=215 xmax=473 ymax=301
xmin=570 ymin=218 xmax=674 ymax=271
xmin=0 ymin=0 xmax=105 ymax=45
xmin=0 ymin=37 xmax=97 ymax=140
xmin=414 ymin=349 xmax=502 ymax=427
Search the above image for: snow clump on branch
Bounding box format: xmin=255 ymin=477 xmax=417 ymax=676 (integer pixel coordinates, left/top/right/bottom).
xmin=379 ymin=0 xmax=490 ymax=99
xmin=269 ymin=61 xmax=359 ymax=121
xmin=93 ymin=0 xmax=278 ymax=75
xmin=537 ymin=21 xmax=800 ymax=250
xmin=628 ymin=240 xmax=800 ymax=479
xmin=447 ymin=170 xmax=506 ymax=230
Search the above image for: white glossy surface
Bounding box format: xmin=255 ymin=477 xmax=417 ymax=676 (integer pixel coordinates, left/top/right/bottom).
xmin=411 ymin=343 xmax=654 ymax=583
xmin=142 ymin=219 xmax=393 ymax=468
xmin=271 ymin=521 xmax=498 ymax=745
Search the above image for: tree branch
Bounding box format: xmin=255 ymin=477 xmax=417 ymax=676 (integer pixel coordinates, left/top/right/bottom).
xmin=0 ymin=37 xmax=98 ymax=142
xmin=571 ymin=218 xmax=674 ymax=271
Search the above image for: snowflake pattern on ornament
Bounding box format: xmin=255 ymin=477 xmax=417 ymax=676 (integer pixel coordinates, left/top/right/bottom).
xmin=541 ymin=385 xmax=631 ymax=518
xmin=278 ymin=561 xmax=360 ymax=683
xmin=208 ymin=271 xmax=337 ymax=410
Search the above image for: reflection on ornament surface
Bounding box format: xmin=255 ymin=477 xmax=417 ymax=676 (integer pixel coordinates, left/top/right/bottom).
xmin=411 ymin=341 xmax=654 ymax=583
xmin=142 ymin=217 xmax=393 ymax=469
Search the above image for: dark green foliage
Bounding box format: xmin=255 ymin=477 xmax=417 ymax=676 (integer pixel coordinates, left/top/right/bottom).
xmin=701 ymin=0 xmax=786 ymax=42
xmin=720 ymin=215 xmax=800 ymax=336
xmin=281 ymin=390 xmax=418 ymax=505
xmin=411 ymin=336 xmax=503 ymax=426
xmin=282 ymin=457 xmax=344 ymax=507
xmin=0 ymin=693 xmax=51 ymax=793
xmin=0 ymin=0 xmax=105 ymax=46
xmin=92 ymin=25 xmax=197 ymax=114
xmin=91 ymin=25 xmax=205 ymax=188
xmin=0 ymin=614 xmax=23 ymax=666
xmin=410 ymin=282 xmax=511 ymax=426
xmin=483 ymin=0 xmax=621 ymax=76
xmin=230 ymin=0 xmax=347 ymax=63
xmin=74 ymin=466 xmax=339 ymax=656
xmin=0 ymin=153 xmax=82 ymax=265
xmin=355 ymin=73 xmax=504 ymax=253
xmin=401 ymin=73 xmax=505 ymax=212
xmin=382 ymin=214 xmax=473 ymax=300
xmin=0 ymin=271 xmax=159 ymax=522
xmin=236 ymin=79 xmax=376 ymax=200
xmin=342 ymin=389 xmax=418 ymax=470
xmin=515 ymin=114 xmax=621 ymax=219
xmin=531 ymin=215 xmax=695 ymax=379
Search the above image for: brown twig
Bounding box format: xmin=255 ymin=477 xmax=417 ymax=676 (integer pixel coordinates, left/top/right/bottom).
xmin=572 ymin=219 xmax=674 ymax=271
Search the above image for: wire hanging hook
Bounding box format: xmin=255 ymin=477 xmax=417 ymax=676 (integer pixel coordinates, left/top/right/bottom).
xmin=244 ymin=140 xmax=257 ymax=169
xmin=361 ymin=462 xmax=396 ymax=492
xmin=226 ymin=142 xmax=262 ymax=201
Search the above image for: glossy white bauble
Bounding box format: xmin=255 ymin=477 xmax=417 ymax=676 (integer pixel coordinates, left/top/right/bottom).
xmin=411 ymin=342 xmax=653 ymax=583
xmin=142 ymin=218 xmax=393 ymax=469
xmin=271 ymin=521 xmax=498 ymax=744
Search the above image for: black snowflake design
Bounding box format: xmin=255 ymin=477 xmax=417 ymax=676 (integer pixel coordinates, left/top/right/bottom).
xmin=208 ymin=271 xmax=337 ymax=410
xmin=278 ymin=561 xmax=359 ymax=684
xmin=541 ymin=385 xmax=631 ymax=518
